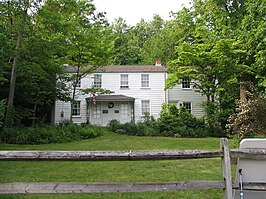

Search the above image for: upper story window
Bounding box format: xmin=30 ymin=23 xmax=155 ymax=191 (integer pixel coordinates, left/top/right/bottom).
xmin=141 ymin=100 xmax=150 ymax=116
xmin=93 ymin=74 xmax=102 ymax=88
xmin=182 ymin=77 xmax=191 ymax=89
xmin=77 ymin=77 xmax=81 ymax=88
xmin=73 ymin=76 xmax=81 ymax=88
xmin=72 ymin=101 xmax=81 ymax=116
xmin=120 ymin=74 xmax=129 ymax=88
xmin=141 ymin=74 xmax=149 ymax=88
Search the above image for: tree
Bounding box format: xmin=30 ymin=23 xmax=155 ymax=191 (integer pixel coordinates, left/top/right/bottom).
xmin=165 ymin=0 xmax=252 ymax=133
xmin=237 ymin=0 xmax=266 ymax=93
xmin=39 ymin=0 xmax=113 ymax=122
xmin=0 ymin=0 xmax=113 ymax=126
xmin=110 ymin=17 xmax=141 ymax=65
xmin=227 ymin=84 xmax=266 ymax=138
xmin=2 ymin=0 xmax=31 ymax=127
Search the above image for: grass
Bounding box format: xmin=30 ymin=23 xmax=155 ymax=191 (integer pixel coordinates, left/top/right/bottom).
xmin=0 ymin=128 xmax=234 ymax=198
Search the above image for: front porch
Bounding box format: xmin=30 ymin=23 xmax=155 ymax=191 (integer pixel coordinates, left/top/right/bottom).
xmin=86 ymin=95 xmax=135 ymax=126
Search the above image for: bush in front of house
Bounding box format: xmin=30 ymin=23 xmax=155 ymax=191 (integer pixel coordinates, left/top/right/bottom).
xmin=156 ymin=104 xmax=208 ymax=138
xmin=109 ymin=104 xmax=209 ymax=138
xmin=0 ymin=123 xmax=102 ymax=144
xmin=108 ymin=120 xmax=155 ymax=136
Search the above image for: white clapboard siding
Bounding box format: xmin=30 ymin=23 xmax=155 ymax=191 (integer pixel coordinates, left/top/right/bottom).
xmin=54 ymin=67 xmax=206 ymax=125
xmin=54 ymin=71 xmax=166 ymax=124
xmin=100 ymin=72 xmax=166 ymax=122
xmin=168 ymin=84 xmax=206 ymax=117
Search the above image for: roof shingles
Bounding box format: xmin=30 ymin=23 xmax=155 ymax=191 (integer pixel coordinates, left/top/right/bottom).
xmin=66 ymin=65 xmax=166 ymax=73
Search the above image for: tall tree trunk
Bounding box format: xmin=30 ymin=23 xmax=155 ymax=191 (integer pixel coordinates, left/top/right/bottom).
xmin=4 ymin=8 xmax=27 ymax=127
xmin=240 ymin=83 xmax=248 ymax=102
xmin=32 ymin=102 xmax=37 ymax=126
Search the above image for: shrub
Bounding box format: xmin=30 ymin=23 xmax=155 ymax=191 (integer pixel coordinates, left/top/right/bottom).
xmin=0 ymin=124 xmax=102 ymax=144
xmin=109 ymin=105 xmax=213 ymax=138
xmin=109 ymin=119 xmax=158 ymax=136
xmin=155 ymin=105 xmax=209 ymax=138
xmin=108 ymin=120 xmax=122 ymax=132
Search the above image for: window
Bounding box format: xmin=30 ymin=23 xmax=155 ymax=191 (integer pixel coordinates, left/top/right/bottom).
xmin=121 ymin=103 xmax=128 ymax=118
xmin=73 ymin=76 xmax=81 ymax=88
xmin=102 ymin=110 xmax=108 ymax=114
xmin=182 ymin=77 xmax=191 ymax=89
xmin=93 ymin=104 xmax=101 ymax=119
xmin=72 ymin=101 xmax=81 ymax=116
xmin=93 ymin=74 xmax=102 ymax=88
xmin=76 ymin=77 xmax=81 ymax=87
xmin=120 ymin=74 xmax=129 ymax=88
xmin=141 ymin=74 xmax=149 ymax=88
xmin=181 ymin=102 xmax=192 ymax=113
xmin=141 ymin=100 xmax=150 ymax=116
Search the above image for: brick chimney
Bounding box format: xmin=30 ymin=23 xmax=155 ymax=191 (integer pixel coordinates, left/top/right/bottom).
xmin=155 ymin=59 xmax=161 ymax=66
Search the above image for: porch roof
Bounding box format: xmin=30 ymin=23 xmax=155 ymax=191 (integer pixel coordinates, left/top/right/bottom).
xmin=86 ymin=95 xmax=135 ymax=102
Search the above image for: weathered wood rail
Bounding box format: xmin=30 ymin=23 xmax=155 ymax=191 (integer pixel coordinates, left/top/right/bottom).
xmin=1 ymin=138 xmax=266 ymax=199
xmin=0 ymin=150 xmax=224 ymax=161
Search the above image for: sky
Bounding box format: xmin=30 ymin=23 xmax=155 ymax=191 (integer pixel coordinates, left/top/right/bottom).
xmin=93 ymin=0 xmax=192 ymax=26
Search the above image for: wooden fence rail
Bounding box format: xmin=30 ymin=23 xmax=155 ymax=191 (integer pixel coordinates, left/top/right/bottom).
xmin=1 ymin=138 xmax=266 ymax=199
xmin=0 ymin=150 xmax=224 ymax=161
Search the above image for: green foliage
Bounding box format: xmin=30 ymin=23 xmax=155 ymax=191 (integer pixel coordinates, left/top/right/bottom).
xmin=109 ymin=104 xmax=210 ymax=138
xmin=202 ymin=101 xmax=225 ymax=137
xmin=157 ymin=105 xmax=208 ymax=138
xmin=0 ymin=99 xmax=6 ymax=129
xmin=0 ymin=124 xmax=102 ymax=145
xmin=0 ymin=0 xmax=113 ymax=127
xmin=108 ymin=119 xmax=159 ymax=136
xmin=227 ymin=90 xmax=266 ymax=137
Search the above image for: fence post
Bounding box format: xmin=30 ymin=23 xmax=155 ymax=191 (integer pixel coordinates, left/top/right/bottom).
xmin=220 ymin=138 xmax=233 ymax=199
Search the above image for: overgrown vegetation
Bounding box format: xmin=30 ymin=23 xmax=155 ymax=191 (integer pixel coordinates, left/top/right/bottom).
xmin=0 ymin=123 xmax=102 ymax=145
xmin=227 ymin=84 xmax=266 ymax=138
xmin=1 ymin=0 xmax=265 ymax=139
xmin=109 ymin=104 xmax=212 ymax=138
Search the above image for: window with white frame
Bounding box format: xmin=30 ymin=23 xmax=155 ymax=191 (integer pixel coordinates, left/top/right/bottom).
xmin=182 ymin=77 xmax=191 ymax=89
xmin=120 ymin=74 xmax=129 ymax=88
xmin=93 ymin=104 xmax=101 ymax=119
xmin=141 ymin=100 xmax=150 ymax=116
xmin=73 ymin=76 xmax=81 ymax=88
xmin=93 ymin=74 xmax=102 ymax=88
xmin=141 ymin=74 xmax=149 ymax=88
xmin=181 ymin=102 xmax=192 ymax=113
xmin=77 ymin=77 xmax=81 ymax=87
xmin=72 ymin=101 xmax=81 ymax=116
xmin=121 ymin=103 xmax=129 ymax=118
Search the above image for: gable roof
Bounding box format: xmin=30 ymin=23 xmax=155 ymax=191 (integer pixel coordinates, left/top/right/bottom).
xmin=97 ymin=65 xmax=166 ymax=73
xmin=65 ymin=65 xmax=166 ymax=73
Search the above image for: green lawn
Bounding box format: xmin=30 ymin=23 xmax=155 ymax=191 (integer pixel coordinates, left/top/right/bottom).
xmin=0 ymin=128 xmax=233 ymax=198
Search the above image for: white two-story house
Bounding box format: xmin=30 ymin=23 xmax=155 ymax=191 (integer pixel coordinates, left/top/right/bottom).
xmin=54 ymin=64 xmax=167 ymax=126
xmin=54 ymin=62 xmax=205 ymax=126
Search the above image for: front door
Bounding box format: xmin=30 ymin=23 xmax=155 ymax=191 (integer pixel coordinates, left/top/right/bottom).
xmin=101 ymin=102 xmax=121 ymax=126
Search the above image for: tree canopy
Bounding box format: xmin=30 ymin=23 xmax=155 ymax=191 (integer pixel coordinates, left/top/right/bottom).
xmin=0 ymin=0 xmax=265 ymax=135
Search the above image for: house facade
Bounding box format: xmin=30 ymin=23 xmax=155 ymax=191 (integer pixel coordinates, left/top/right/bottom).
xmin=54 ymin=65 xmax=167 ymax=126
xmin=168 ymin=78 xmax=205 ymax=117
xmin=54 ymin=64 xmax=205 ymax=126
